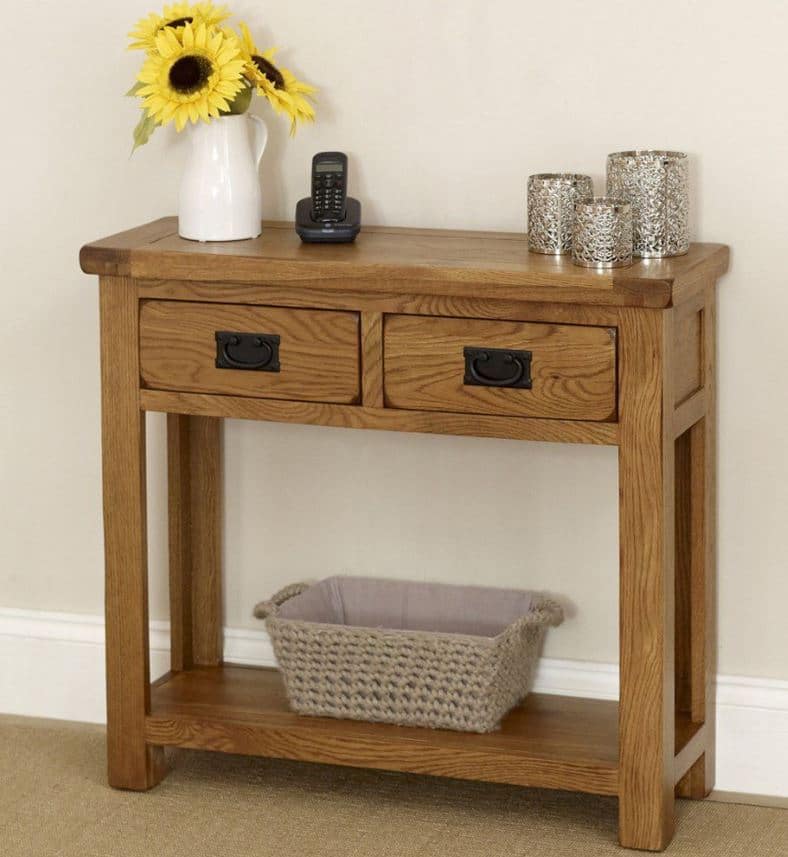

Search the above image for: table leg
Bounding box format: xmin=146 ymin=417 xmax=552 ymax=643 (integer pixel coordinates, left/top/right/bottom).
xmin=676 ymin=284 xmax=717 ymax=798
xmin=617 ymin=309 xmax=676 ymax=850
xmin=99 ymin=277 xmax=166 ymax=790
xmin=167 ymin=414 xmax=224 ymax=670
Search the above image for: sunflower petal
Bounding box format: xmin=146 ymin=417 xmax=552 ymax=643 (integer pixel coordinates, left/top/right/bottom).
xmin=195 ymin=22 xmax=207 ymax=49
xmin=164 ymin=26 xmax=181 ymax=55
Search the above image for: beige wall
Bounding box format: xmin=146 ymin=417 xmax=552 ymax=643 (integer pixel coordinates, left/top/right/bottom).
xmin=2 ymin=1 xmax=787 ymax=678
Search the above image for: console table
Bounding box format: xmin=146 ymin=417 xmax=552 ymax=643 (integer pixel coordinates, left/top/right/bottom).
xmin=80 ymin=218 xmax=728 ymax=851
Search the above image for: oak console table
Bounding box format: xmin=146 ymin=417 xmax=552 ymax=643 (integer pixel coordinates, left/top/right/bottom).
xmin=81 ymin=218 xmax=728 ymax=851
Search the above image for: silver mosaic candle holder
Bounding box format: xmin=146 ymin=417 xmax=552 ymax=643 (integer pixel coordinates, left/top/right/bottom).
xmin=572 ymin=197 xmax=633 ymax=269
xmin=606 ymin=150 xmax=689 ymax=258
xmin=527 ymin=173 xmax=594 ymax=254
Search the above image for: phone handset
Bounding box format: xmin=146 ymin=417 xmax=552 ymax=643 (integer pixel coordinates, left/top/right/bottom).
xmin=310 ymin=152 xmax=348 ymax=223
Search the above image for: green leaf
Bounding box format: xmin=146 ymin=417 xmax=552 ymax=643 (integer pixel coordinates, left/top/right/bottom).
xmin=131 ymin=112 xmax=158 ymax=153
xmin=221 ymin=85 xmax=253 ymax=115
xmin=126 ymin=81 xmax=144 ymax=97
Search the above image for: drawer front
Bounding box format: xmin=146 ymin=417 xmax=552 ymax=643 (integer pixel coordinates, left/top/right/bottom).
xmin=140 ymin=301 xmax=360 ymax=403
xmin=384 ymin=315 xmax=616 ymax=421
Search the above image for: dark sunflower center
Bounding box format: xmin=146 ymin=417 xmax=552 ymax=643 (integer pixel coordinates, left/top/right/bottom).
xmin=169 ymin=55 xmax=213 ymax=94
xmin=164 ymin=16 xmax=193 ymax=28
xmin=252 ymin=55 xmax=285 ymax=89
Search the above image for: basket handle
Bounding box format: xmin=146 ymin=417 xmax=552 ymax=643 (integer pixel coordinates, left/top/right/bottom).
xmin=253 ymin=582 xmax=312 ymax=620
xmin=515 ymin=598 xmax=564 ymax=630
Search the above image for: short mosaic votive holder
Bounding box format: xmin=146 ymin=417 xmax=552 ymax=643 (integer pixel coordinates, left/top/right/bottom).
xmin=527 ymin=173 xmax=594 ymax=254
xmin=606 ymin=150 xmax=689 ymax=258
xmin=571 ymin=197 xmax=633 ymax=269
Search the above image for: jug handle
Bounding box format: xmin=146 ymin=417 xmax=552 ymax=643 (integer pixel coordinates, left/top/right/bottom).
xmin=249 ymin=115 xmax=268 ymax=168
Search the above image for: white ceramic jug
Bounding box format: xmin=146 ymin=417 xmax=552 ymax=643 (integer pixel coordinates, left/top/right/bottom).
xmin=178 ymin=114 xmax=268 ymax=242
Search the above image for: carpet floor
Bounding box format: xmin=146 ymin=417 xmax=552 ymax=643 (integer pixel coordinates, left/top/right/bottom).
xmin=0 ymin=715 xmax=785 ymax=856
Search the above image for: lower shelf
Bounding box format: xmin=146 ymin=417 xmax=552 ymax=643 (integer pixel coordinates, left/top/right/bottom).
xmin=146 ymin=665 xmax=704 ymax=798
xmin=147 ymin=664 xmax=619 ymax=795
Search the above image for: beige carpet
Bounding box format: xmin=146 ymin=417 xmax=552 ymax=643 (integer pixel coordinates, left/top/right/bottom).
xmin=0 ymin=715 xmax=785 ymax=856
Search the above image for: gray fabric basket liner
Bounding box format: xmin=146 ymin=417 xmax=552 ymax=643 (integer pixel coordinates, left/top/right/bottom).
xmin=276 ymin=576 xmax=539 ymax=639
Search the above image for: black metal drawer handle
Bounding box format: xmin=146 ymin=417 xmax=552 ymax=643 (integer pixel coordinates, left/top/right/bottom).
xmin=215 ymin=332 xmax=280 ymax=372
xmin=463 ymin=346 xmax=532 ymax=389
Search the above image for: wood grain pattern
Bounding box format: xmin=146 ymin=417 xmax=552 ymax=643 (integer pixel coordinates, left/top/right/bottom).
xmin=140 ymin=301 xmax=360 ymax=404
xmin=99 ymin=276 xmax=166 ymax=790
xmin=137 ymin=279 xmax=622 ymax=327
xmin=617 ymin=308 xmax=676 ymax=850
xmin=361 ymin=312 xmax=384 ymax=408
xmin=167 ymin=414 xmax=192 ymax=672
xmin=673 ymin=391 xmax=706 ymax=438
xmin=673 ymin=722 xmax=707 ymax=785
xmin=146 ymin=665 xmax=620 ymax=795
xmin=81 ymin=218 xmax=177 ymax=277
xmin=168 ymin=415 xmax=223 ymax=671
xmin=675 ymin=449 xmax=710 ymax=805
xmin=671 ymin=268 xmax=717 ymax=310
xmin=673 ymin=303 xmax=703 ymax=405
xmin=675 ymin=427 xmax=693 ymax=720
xmin=81 ymin=218 xmax=729 ymax=308
xmin=384 ymin=315 xmax=617 ymax=421
xmin=676 ymin=281 xmax=717 ymax=800
xmin=140 ymin=389 xmax=620 ymax=446
xmin=189 ymin=416 xmax=223 ymax=666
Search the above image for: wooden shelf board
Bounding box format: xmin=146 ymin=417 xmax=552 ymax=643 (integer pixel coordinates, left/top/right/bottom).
xmin=146 ymin=664 xmax=619 ymax=795
xmin=147 ymin=666 xmax=702 ymax=797
xmin=145 ymin=665 xmax=706 ymax=800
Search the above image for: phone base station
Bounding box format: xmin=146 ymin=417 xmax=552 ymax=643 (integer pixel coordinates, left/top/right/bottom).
xmin=295 ymin=197 xmax=362 ymax=243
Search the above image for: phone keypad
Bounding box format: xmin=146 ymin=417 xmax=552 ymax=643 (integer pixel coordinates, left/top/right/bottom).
xmin=313 ymin=170 xmax=346 ymax=221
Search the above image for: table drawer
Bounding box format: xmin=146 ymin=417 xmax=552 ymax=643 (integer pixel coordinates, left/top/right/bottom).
xmin=140 ymin=301 xmax=360 ymax=403
xmin=384 ymin=315 xmax=616 ymax=421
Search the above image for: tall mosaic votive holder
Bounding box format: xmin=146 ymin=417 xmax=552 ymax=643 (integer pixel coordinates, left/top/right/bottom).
xmin=606 ymin=150 xmax=689 ymax=258
xmin=527 ymin=173 xmax=594 ymax=254
xmin=572 ymin=197 xmax=633 ymax=269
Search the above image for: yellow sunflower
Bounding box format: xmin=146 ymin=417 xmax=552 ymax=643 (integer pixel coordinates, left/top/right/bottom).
xmin=137 ymin=22 xmax=245 ymax=131
xmin=128 ymin=2 xmax=230 ymax=52
xmin=237 ymin=22 xmax=316 ymax=134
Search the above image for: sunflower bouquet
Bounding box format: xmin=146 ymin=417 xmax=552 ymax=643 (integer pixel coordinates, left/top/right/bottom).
xmin=128 ymin=2 xmax=316 ymax=149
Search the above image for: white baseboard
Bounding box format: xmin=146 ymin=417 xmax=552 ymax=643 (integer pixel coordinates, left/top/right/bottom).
xmin=1 ymin=607 xmax=786 ymax=797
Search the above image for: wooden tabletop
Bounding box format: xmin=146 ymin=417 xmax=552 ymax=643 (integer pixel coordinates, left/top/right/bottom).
xmin=80 ymin=217 xmax=729 ymax=308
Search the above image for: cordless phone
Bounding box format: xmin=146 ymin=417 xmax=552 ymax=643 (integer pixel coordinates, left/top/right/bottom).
xmin=311 ymin=152 xmax=348 ymax=222
xmin=295 ymin=151 xmax=362 ymax=243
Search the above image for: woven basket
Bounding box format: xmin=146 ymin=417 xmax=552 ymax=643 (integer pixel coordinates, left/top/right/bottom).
xmin=253 ymin=576 xmax=563 ymax=733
